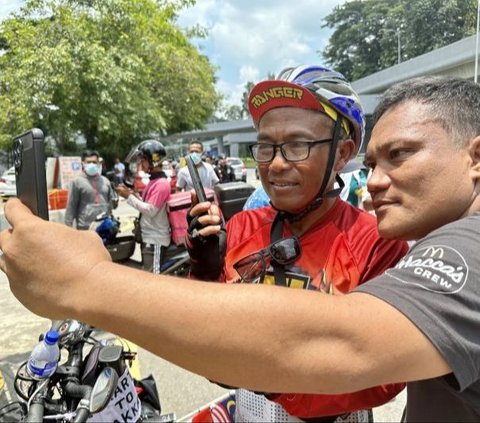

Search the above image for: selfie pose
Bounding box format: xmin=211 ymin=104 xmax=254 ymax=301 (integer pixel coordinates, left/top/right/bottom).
xmin=186 ymin=65 xmax=408 ymax=421
xmin=2 ymin=75 xmax=480 ymax=422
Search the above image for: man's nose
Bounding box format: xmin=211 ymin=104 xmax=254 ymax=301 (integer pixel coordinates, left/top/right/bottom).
xmin=269 ymin=147 xmax=290 ymax=171
xmin=367 ymin=166 xmax=390 ymax=194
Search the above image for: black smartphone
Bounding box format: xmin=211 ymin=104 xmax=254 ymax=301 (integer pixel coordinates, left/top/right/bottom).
xmin=186 ymin=155 xmax=207 ymax=203
xmin=13 ymin=128 xmax=49 ymax=220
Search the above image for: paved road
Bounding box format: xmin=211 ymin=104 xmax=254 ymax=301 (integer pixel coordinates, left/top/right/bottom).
xmin=0 ymin=168 xmax=405 ymax=421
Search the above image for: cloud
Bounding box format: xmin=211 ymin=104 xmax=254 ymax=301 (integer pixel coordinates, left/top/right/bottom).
xmin=0 ymin=0 xmax=24 ymax=20
xmin=177 ymin=0 xmax=345 ymax=107
xmin=1 ymin=0 xmax=346 ymax=109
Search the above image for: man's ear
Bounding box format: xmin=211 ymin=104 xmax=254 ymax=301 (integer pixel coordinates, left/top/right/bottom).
xmin=334 ymin=138 xmax=355 ymax=172
xmin=468 ymin=136 xmax=480 ymax=179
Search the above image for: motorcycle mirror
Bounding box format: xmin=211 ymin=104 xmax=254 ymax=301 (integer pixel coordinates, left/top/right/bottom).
xmin=89 ymin=367 xmax=119 ymax=414
xmin=95 ymin=211 xmax=108 ymax=221
xmin=51 ymin=319 xmax=87 ymax=346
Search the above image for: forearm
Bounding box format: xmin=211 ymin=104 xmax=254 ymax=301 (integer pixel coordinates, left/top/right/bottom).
xmin=126 ymin=194 xmax=157 ymax=216
xmin=72 ymin=262 xmax=365 ymax=394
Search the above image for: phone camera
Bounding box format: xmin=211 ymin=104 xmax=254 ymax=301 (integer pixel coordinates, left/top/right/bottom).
xmin=13 ymin=139 xmax=23 ymax=170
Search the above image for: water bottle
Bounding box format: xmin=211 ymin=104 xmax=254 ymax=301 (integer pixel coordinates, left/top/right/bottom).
xmin=26 ymin=330 xmax=60 ymax=380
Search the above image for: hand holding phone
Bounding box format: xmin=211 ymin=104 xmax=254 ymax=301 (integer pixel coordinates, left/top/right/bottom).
xmin=186 ymin=155 xmax=207 ymax=203
xmin=13 ymin=128 xmax=49 ymax=220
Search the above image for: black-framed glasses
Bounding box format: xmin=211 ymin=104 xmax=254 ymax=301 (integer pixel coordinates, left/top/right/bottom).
xmin=248 ymin=139 xmax=333 ymax=163
xmin=233 ymin=236 xmax=301 ymax=283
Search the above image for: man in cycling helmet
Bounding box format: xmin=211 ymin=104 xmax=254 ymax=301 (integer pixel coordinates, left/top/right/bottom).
xmin=186 ymin=65 xmax=408 ymax=422
xmin=116 ymin=140 xmax=171 ymax=274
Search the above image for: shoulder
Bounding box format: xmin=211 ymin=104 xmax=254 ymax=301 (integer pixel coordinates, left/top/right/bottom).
xmin=149 ymin=177 xmax=170 ymax=190
xmin=202 ymin=162 xmax=216 ymax=172
xmin=404 ymin=213 xmax=480 ymax=269
xmin=177 ymin=167 xmax=188 ymax=176
xmin=424 ymin=212 xmax=480 ymax=240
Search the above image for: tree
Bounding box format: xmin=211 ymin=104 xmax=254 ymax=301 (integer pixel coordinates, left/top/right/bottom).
xmin=0 ymin=0 xmax=220 ymax=158
xmin=322 ymin=0 xmax=477 ymax=81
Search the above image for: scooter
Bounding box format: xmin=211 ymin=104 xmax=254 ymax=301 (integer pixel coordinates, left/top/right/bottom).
xmin=90 ymin=213 xmax=191 ymax=276
xmin=0 ymin=319 xmax=169 ymax=422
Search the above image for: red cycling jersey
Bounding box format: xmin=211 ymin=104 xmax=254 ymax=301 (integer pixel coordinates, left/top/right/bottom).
xmin=222 ymin=198 xmax=408 ymax=419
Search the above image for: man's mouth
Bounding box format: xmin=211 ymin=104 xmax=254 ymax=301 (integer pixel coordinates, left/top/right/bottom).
xmin=270 ymin=180 xmax=298 ymax=188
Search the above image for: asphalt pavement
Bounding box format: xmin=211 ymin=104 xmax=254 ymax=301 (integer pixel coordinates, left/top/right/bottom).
xmin=0 ymin=168 xmax=405 ymax=421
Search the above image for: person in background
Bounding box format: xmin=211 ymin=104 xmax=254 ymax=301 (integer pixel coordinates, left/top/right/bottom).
xmin=116 ymin=140 xmax=171 ymax=274
xmin=339 ymin=161 xmax=368 ymax=207
xmin=176 ymin=140 xmax=219 ymax=191
xmin=186 ymin=65 xmax=408 ymax=422
xmin=64 ymin=149 xmax=117 ymax=230
xmin=113 ymin=157 xmax=126 ymax=185
xmin=217 ymin=156 xmax=235 ymax=183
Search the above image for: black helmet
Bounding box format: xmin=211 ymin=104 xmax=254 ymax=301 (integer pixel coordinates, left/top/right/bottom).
xmin=125 ymin=140 xmax=166 ymax=168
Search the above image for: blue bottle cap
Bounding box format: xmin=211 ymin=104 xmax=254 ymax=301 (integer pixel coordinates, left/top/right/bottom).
xmin=44 ymin=330 xmax=59 ymax=345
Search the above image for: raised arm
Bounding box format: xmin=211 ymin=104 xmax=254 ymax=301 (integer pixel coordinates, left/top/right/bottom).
xmin=0 ymin=199 xmax=450 ymax=394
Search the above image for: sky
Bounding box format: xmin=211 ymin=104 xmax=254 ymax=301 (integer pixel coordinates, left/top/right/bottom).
xmin=0 ymin=0 xmax=346 ymax=108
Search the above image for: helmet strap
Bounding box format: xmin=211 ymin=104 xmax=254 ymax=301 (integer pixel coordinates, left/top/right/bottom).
xmin=269 ymin=212 xmax=288 ymax=287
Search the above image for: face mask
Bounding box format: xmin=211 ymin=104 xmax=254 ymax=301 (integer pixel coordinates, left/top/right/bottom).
xmin=84 ymin=163 xmax=100 ymax=176
xmin=189 ymin=152 xmax=202 ymax=165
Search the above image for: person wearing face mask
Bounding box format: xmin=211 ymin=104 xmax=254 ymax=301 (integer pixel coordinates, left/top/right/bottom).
xmin=175 ymin=140 xmax=219 ymax=192
xmin=64 ymin=150 xmax=117 ymax=230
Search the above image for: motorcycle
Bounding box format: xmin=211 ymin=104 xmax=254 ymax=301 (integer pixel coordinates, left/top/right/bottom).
xmin=89 ymin=212 xmax=191 ymax=276
xmin=90 ymin=180 xmax=256 ymax=277
xmin=0 ymin=319 xmax=171 ymax=422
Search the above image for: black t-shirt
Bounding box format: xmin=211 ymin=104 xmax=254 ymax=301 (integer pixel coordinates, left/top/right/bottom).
xmin=356 ymin=213 xmax=480 ymax=422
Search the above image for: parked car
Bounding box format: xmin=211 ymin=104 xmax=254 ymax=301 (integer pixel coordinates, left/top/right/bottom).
xmin=226 ymin=157 xmax=247 ymax=182
xmin=0 ymin=166 xmax=16 ymax=197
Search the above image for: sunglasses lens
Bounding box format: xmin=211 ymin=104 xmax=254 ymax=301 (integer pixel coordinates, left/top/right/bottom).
xmin=270 ymin=237 xmax=301 ymax=264
xmin=234 ymin=252 xmax=265 ymax=283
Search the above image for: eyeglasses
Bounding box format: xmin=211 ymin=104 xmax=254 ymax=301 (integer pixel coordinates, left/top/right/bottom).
xmin=233 ymin=236 xmax=301 ymax=283
xmin=249 ymin=139 xmax=333 ymax=163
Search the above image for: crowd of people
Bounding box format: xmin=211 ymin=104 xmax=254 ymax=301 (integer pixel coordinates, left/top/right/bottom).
xmin=3 ymin=62 xmax=480 ymax=422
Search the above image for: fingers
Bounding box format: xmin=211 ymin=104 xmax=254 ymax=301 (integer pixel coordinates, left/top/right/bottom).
xmin=197 ymin=224 xmax=222 ymax=237
xmin=3 ymin=198 xmax=35 ymax=228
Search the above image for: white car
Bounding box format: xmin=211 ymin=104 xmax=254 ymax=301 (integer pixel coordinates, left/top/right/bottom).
xmin=226 ymin=157 xmax=247 ymax=182
xmin=0 ymin=166 xmax=16 ymax=197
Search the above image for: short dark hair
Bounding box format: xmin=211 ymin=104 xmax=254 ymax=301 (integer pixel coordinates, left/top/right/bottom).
xmin=81 ymin=149 xmax=100 ymax=161
xmin=374 ymin=76 xmax=480 ymax=146
xmin=189 ymin=140 xmax=203 ymax=152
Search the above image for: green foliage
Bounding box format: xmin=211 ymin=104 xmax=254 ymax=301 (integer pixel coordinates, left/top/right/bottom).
xmin=0 ymin=0 xmax=220 ymax=158
xmin=322 ymin=0 xmax=477 ymax=81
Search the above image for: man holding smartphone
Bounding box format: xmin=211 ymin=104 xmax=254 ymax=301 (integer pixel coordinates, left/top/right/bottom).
xmin=116 ymin=140 xmax=171 ymax=274
xmin=185 ymin=65 xmax=408 ymax=422
xmin=176 ymin=140 xmax=219 ymax=192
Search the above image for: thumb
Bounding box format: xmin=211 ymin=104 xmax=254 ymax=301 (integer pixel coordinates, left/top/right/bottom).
xmin=4 ymin=198 xmax=38 ymax=228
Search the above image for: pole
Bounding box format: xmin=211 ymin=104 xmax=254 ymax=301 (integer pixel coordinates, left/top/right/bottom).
xmin=475 ymin=0 xmax=480 ymax=83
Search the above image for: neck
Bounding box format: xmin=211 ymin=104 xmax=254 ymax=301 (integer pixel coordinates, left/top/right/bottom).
xmin=284 ymin=196 xmax=337 ymax=237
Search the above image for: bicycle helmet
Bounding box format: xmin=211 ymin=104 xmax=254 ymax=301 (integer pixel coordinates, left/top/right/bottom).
xmin=247 ymin=64 xmax=365 ymax=222
xmin=125 ymin=140 xmax=167 ymax=169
